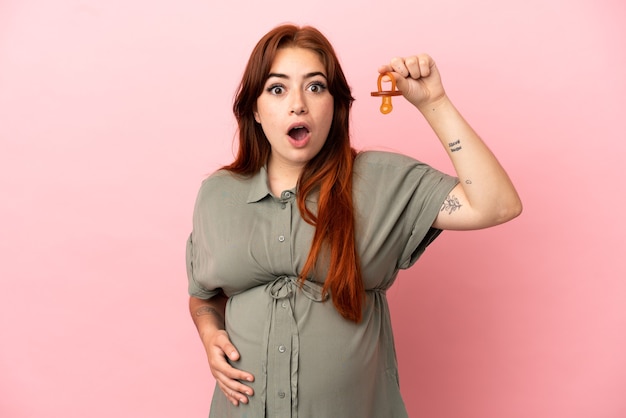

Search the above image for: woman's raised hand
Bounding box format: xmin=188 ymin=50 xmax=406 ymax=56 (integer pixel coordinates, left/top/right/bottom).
xmin=378 ymin=54 xmax=447 ymax=111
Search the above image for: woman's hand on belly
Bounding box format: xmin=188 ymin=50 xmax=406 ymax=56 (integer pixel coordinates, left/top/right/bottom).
xmin=204 ymin=329 xmax=255 ymax=406
xmin=190 ymin=295 xmax=255 ymax=406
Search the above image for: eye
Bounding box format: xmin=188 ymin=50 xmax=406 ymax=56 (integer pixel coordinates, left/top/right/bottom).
xmin=267 ymin=84 xmax=285 ymax=95
xmin=307 ymin=81 xmax=327 ymax=94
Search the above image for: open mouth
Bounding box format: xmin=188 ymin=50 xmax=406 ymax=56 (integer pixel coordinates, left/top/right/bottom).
xmin=288 ymin=126 xmax=309 ymax=141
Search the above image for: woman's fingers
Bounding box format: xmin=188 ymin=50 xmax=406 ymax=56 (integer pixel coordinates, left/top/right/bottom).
xmin=393 ymin=54 xmax=433 ymax=79
xmin=206 ymin=330 xmax=255 ymax=406
xmin=216 ymin=378 xmax=251 ymax=406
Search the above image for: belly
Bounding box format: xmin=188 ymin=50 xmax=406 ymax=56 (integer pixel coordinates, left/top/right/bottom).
xmin=225 ymin=285 xmax=390 ymax=392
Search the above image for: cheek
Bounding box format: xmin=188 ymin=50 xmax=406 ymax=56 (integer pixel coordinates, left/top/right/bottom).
xmin=253 ymin=97 xmax=268 ymax=124
xmin=325 ymin=99 xmax=335 ymax=124
xmin=253 ymin=100 xmax=262 ymax=123
xmin=323 ymin=106 xmax=334 ymax=133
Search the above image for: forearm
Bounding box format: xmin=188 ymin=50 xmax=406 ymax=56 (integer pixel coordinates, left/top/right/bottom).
xmin=189 ymin=293 xmax=228 ymax=341
xmin=420 ymin=95 xmax=522 ymax=227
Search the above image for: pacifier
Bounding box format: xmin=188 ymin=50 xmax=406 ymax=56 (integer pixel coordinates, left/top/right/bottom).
xmin=370 ymin=72 xmax=402 ymax=114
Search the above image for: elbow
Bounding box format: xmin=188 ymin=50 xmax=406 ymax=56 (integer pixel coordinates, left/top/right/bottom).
xmin=495 ymin=197 xmax=523 ymax=225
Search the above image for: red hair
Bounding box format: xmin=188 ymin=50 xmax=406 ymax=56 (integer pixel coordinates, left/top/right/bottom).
xmin=224 ymin=24 xmax=364 ymax=322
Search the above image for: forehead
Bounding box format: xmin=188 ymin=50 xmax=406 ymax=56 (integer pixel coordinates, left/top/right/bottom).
xmin=269 ymin=47 xmax=326 ymax=74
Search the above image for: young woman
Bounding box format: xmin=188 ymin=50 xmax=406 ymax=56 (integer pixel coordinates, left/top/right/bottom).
xmin=186 ymin=24 xmax=521 ymax=417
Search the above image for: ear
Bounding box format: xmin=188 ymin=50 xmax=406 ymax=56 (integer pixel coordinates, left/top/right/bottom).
xmin=253 ymin=107 xmax=261 ymax=124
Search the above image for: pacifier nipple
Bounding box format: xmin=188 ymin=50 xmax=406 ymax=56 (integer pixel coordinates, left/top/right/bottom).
xmin=370 ymin=72 xmax=402 ymax=114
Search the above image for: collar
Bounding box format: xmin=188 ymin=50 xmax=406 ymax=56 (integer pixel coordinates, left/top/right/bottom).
xmin=245 ymin=166 xmax=319 ymax=204
xmin=246 ymin=166 xmax=272 ymax=203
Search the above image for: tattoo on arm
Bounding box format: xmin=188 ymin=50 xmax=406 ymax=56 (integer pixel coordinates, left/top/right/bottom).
xmin=441 ymin=194 xmax=462 ymax=214
xmin=448 ymin=139 xmax=462 ymax=152
xmin=195 ymin=306 xmax=224 ymax=322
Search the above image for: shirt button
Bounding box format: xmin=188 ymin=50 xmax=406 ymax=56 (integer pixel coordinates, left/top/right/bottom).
xmin=278 ymin=235 xmax=285 ymax=242
xmin=281 ymin=301 xmax=288 ymax=309
xmin=278 ymin=391 xmax=285 ymax=398
xmin=278 ymin=345 xmax=286 ymax=353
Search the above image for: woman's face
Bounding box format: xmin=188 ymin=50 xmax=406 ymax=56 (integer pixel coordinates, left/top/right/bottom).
xmin=254 ymin=47 xmax=334 ymax=174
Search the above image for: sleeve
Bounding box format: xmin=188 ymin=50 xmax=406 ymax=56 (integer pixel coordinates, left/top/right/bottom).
xmin=354 ymin=151 xmax=458 ymax=271
xmin=399 ymin=165 xmax=458 ymax=269
xmin=186 ymin=232 xmax=220 ymax=299
xmin=185 ymin=180 xmax=222 ymax=300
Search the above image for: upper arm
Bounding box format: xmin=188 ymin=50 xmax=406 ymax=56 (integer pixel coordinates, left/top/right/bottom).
xmin=431 ymin=183 xmax=484 ymax=231
xmin=432 ymin=182 xmax=522 ymax=230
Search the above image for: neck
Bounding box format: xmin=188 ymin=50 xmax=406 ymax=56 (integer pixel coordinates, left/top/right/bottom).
xmin=267 ymin=159 xmax=303 ymax=196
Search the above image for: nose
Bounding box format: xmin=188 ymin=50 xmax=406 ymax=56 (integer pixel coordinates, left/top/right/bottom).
xmin=291 ymin=105 xmax=307 ymax=115
xmin=290 ymin=91 xmax=307 ymax=115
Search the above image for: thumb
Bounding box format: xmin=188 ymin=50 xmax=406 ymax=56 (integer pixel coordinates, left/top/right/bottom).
xmin=390 ymin=72 xmax=411 ymax=93
xmin=216 ymin=332 xmax=240 ymax=361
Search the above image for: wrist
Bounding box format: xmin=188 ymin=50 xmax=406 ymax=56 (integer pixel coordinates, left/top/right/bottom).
xmin=199 ymin=326 xmax=227 ymax=345
xmin=416 ymin=93 xmax=451 ymax=115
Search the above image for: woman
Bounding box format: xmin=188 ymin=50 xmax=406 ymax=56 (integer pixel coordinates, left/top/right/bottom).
xmin=186 ymin=24 xmax=521 ymax=417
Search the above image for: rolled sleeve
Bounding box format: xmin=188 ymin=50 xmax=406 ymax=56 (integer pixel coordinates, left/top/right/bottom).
xmin=353 ymin=151 xmax=458 ymax=273
xmin=399 ymin=172 xmax=458 ymax=269
xmin=186 ymin=232 xmax=220 ymax=299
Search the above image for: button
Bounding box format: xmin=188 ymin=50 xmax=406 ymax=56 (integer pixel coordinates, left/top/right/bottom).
xmin=281 ymin=301 xmax=288 ymax=309
xmin=282 ymin=191 xmax=292 ymax=199
xmin=278 ymin=345 xmax=286 ymax=353
xmin=278 ymin=391 xmax=285 ymax=398
xmin=278 ymin=235 xmax=285 ymax=242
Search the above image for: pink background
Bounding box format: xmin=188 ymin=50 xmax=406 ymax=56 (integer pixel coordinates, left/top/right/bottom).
xmin=1 ymin=0 xmax=624 ymax=417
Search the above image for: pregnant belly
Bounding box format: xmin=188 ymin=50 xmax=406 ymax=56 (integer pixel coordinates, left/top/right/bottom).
xmin=225 ymin=284 xmax=390 ymax=403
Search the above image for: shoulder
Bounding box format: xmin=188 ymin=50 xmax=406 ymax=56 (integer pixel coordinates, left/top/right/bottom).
xmin=354 ymin=150 xmax=431 ymax=181
xmin=353 ymin=150 xmax=457 ymax=194
xmin=355 ymin=150 xmax=421 ymax=168
xmin=195 ymin=169 xmax=254 ymax=206
xmin=198 ymin=169 xmax=250 ymax=191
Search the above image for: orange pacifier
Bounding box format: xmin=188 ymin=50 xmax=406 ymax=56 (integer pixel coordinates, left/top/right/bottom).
xmin=370 ymin=72 xmax=402 ymax=114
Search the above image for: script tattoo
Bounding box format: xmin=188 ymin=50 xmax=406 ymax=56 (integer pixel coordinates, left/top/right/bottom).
xmin=441 ymin=194 xmax=462 ymax=214
xmin=448 ymin=139 xmax=462 ymax=152
xmin=195 ymin=306 xmax=224 ymax=321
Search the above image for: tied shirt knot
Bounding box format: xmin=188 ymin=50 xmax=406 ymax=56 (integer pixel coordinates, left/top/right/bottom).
xmin=260 ymin=276 xmax=327 ymax=417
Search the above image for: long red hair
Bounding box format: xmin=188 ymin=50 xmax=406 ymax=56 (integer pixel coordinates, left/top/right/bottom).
xmin=224 ymin=24 xmax=364 ymax=322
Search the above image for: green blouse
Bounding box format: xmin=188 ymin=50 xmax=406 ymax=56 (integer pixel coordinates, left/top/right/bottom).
xmin=186 ymin=151 xmax=458 ymax=418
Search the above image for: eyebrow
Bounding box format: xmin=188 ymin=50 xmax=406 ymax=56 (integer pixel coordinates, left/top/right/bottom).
xmin=266 ymin=71 xmax=327 ymax=80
